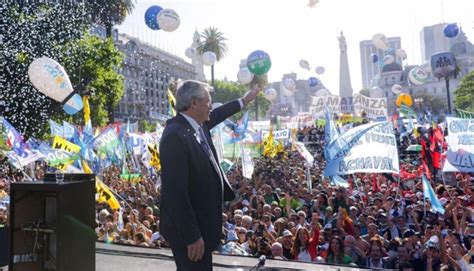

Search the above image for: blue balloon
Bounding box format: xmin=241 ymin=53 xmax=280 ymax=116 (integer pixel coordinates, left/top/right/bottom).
xmin=308 ymin=77 xmax=319 ymax=87
xmin=443 ymin=23 xmax=459 ymax=38
xmin=371 ymin=53 xmax=379 ymax=63
xmin=144 ymin=5 xmax=163 ymax=30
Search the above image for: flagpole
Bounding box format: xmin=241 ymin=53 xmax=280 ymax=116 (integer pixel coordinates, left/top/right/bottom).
xmin=306 ymin=163 xmax=312 ymax=193
xmin=423 ymin=174 xmax=427 ymax=216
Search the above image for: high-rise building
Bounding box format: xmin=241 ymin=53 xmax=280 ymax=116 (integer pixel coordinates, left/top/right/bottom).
xmin=420 ymin=23 xmax=452 ymax=63
xmin=113 ymin=33 xmax=197 ymax=123
xmin=360 ymin=37 xmax=402 ymax=89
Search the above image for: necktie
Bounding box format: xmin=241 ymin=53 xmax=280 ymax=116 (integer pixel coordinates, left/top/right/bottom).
xmin=198 ymin=127 xmax=224 ymax=196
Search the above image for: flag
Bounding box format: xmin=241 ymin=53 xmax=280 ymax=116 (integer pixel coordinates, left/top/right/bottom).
xmin=62 ymin=121 xmax=76 ymax=140
xmin=49 ymin=119 xmax=64 ymax=138
xmin=5 ymin=149 xmax=44 ymax=169
xmin=422 ymin=174 xmax=445 ymax=214
xmin=83 ymin=160 xmax=121 ymax=210
xmin=262 ymin=127 xmax=277 ymax=158
xmin=147 ymin=143 xmax=161 ymax=170
xmin=83 ymin=96 xmax=91 ymax=124
xmin=294 ymin=142 xmax=314 ymax=165
xmin=324 ymin=106 xmax=340 ymax=161
xmin=228 ymin=112 xmax=249 ymax=143
xmin=3 ymin=118 xmax=27 ymax=156
xmin=330 ymin=175 xmax=350 ymax=188
xmin=168 ymin=89 xmax=176 ymax=117
xmin=241 ymin=145 xmax=254 ymax=179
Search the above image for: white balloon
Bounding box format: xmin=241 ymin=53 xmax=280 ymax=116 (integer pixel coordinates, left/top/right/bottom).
xmin=315 ymin=66 xmax=325 ymax=75
xmin=202 ymin=51 xmax=216 ymax=66
xmin=263 ymin=88 xmax=277 ymax=101
xmin=370 ymin=86 xmax=383 ymax=97
xmin=315 ymin=89 xmax=330 ymax=96
xmin=408 ymin=68 xmax=428 ymax=86
xmin=396 ymin=49 xmax=407 ymax=60
xmin=372 ymin=33 xmax=389 ymax=50
xmin=308 ymin=0 xmax=319 ymax=8
xmin=28 ymin=57 xmax=74 ymax=103
xmin=185 ymin=47 xmax=196 ymax=58
xmin=157 ymin=9 xmax=180 ymax=32
xmin=281 ymin=84 xmax=295 ymax=97
xmin=383 ymin=55 xmax=395 ymax=65
xmin=299 ymin=59 xmax=310 ymax=70
xmin=391 ymin=84 xmax=403 ymax=95
xmin=282 ymin=78 xmax=296 ymax=91
xmin=237 ymin=68 xmax=254 ymax=85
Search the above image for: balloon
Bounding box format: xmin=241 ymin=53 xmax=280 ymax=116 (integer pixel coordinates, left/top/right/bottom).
xmin=202 ymin=51 xmax=216 ymax=66
xmin=370 ymin=86 xmax=383 ymax=97
xmin=430 ymin=52 xmax=457 ymax=79
xmin=315 ymin=66 xmax=325 ymax=75
xmin=396 ymin=49 xmax=407 ymax=60
xmin=63 ymin=94 xmax=84 ymax=115
xmin=299 ymin=59 xmax=310 ymax=70
xmin=443 ymin=23 xmax=459 ymax=38
xmin=281 ymin=84 xmax=294 ymax=97
xmin=247 ymin=50 xmax=272 ymax=75
xmin=315 ymin=89 xmax=330 ymax=96
xmin=383 ymin=55 xmax=395 ymax=65
xmin=185 ymin=47 xmax=196 ymax=58
xmin=263 ymin=88 xmax=277 ymax=101
xmin=391 ymin=84 xmax=403 ymax=95
xmin=308 ymin=77 xmax=319 ymax=87
xmin=396 ymin=93 xmax=413 ymax=108
xmin=408 ymin=68 xmax=428 ymax=86
xmin=157 ymin=9 xmax=180 ymax=32
xmin=371 ymin=53 xmax=379 ymax=63
xmin=372 ymin=33 xmax=389 ymax=50
xmin=144 ymin=5 xmax=163 ymax=30
xmin=282 ymin=78 xmax=296 ymax=91
xmin=308 ymin=0 xmax=319 ymax=8
xmin=237 ymin=67 xmax=254 ymax=85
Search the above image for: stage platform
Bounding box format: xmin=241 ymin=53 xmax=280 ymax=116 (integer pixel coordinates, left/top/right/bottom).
xmin=96 ymin=242 xmax=374 ymax=271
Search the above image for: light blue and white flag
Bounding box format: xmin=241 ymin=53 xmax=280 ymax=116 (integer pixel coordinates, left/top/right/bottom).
xmin=62 ymin=121 xmax=76 ymax=140
xmin=324 ymin=122 xmax=399 ymax=176
xmin=422 ymin=174 xmax=445 ymax=215
xmin=49 ymin=120 xmax=64 ymax=137
xmin=330 ymin=175 xmax=350 ymax=188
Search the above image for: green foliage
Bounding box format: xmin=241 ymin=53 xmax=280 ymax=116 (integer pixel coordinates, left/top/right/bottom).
xmin=85 ymin=0 xmax=135 ymax=36
xmin=359 ymin=88 xmax=370 ymax=96
xmin=454 ymin=70 xmax=474 ymax=112
xmin=61 ymin=35 xmax=125 ymax=127
xmin=196 ymin=27 xmax=228 ymax=85
xmin=138 ymin=119 xmax=155 ymax=133
xmin=211 ymin=80 xmax=270 ymax=121
xmin=412 ymin=91 xmax=448 ymax=115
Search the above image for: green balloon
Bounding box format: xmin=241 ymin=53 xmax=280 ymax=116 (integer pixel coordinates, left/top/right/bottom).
xmin=247 ymin=50 xmax=272 ymax=75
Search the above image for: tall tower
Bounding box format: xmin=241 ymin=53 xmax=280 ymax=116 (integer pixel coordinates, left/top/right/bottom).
xmin=191 ymin=30 xmax=206 ymax=82
xmin=338 ymin=32 xmax=353 ymax=111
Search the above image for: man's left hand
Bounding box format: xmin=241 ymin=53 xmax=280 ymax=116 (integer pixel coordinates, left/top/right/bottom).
xmin=242 ymin=85 xmax=262 ymax=106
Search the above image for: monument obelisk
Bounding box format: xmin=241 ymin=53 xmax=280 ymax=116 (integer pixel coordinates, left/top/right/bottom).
xmin=338 ymin=31 xmax=353 ymax=113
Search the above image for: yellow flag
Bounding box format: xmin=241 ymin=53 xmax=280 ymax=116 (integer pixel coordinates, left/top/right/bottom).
xmin=263 ymin=127 xmax=277 ymax=158
xmin=83 ymin=161 xmax=121 ymax=210
xmin=52 ymin=136 xmax=80 ymax=153
xmin=168 ymin=89 xmax=176 ymax=117
xmin=148 ymin=143 xmax=161 ymax=170
xmin=83 ymin=96 xmax=90 ymax=124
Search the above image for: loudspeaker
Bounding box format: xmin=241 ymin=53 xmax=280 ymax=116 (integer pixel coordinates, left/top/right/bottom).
xmin=9 ymin=176 xmax=95 ymax=271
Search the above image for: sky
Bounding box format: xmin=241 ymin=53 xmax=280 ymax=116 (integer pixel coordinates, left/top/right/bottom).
xmin=117 ymin=0 xmax=474 ymax=94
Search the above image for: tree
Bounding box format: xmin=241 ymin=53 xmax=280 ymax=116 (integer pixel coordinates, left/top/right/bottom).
xmin=61 ymin=35 xmax=125 ymax=126
xmin=359 ymin=88 xmax=370 ymax=96
xmin=211 ymin=80 xmax=270 ymax=121
xmin=85 ymin=0 xmax=135 ymax=37
xmin=0 ymin=2 xmax=90 ymax=137
xmin=454 ymin=70 xmax=474 ymax=112
xmin=196 ymin=27 xmax=228 ymax=86
xmin=412 ymin=91 xmax=447 ymax=116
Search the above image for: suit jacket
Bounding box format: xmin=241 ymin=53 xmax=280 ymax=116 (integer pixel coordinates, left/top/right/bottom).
xmin=159 ymin=100 xmax=240 ymax=252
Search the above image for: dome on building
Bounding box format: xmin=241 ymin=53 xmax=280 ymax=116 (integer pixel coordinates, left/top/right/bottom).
xmin=381 ymin=62 xmax=403 ymax=73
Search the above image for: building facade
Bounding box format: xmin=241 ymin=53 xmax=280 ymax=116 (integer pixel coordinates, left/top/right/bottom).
xmin=360 ymin=37 xmax=402 ymax=89
xmin=113 ymin=33 xmax=197 ymax=123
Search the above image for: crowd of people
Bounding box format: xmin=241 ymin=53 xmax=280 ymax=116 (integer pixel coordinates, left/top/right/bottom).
xmin=0 ymin=124 xmax=473 ymax=270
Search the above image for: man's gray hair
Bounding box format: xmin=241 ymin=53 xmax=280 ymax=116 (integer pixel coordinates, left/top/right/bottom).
xmin=175 ymin=80 xmax=211 ymax=112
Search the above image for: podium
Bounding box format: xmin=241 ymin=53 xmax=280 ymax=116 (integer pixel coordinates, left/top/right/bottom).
xmin=9 ymin=175 xmax=95 ymax=271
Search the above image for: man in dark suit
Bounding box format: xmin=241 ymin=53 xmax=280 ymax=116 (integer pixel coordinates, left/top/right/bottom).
xmin=160 ymin=80 xmax=260 ymax=270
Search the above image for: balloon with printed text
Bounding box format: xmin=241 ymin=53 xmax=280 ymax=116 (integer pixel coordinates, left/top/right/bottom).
xmin=247 ymin=50 xmax=272 ymax=75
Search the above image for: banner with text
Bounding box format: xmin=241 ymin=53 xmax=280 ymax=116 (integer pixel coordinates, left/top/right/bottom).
xmin=443 ymin=117 xmax=474 ymax=172
xmin=324 ymin=122 xmax=399 ymax=176
xmin=262 ymin=129 xmax=291 ymax=140
xmin=310 ymin=94 xmax=388 ymax=118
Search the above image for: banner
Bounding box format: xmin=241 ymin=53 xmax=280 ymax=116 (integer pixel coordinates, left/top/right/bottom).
xmin=262 ymin=129 xmax=291 ymax=140
xmin=52 ymin=136 xmax=80 ymax=153
xmin=455 ymin=109 xmax=474 ymax=119
xmin=324 ymin=122 xmax=399 ymax=176
xmin=5 ymin=149 xmax=44 ymax=169
xmin=248 ymin=120 xmax=270 ymax=131
xmin=294 ymin=142 xmax=314 ymax=165
xmin=93 ymin=128 xmax=123 ymax=163
xmin=40 ymin=147 xmax=78 ymax=170
xmin=443 ymin=117 xmax=474 ymax=172
xmin=310 ymin=94 xmax=387 ymax=118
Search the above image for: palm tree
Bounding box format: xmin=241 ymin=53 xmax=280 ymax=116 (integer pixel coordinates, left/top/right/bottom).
xmin=196 ymin=27 xmax=228 ymax=86
xmin=85 ymin=0 xmax=135 ymax=37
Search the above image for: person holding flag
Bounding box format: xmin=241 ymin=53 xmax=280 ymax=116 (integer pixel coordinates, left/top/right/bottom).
xmin=159 ymin=80 xmax=261 ymax=270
